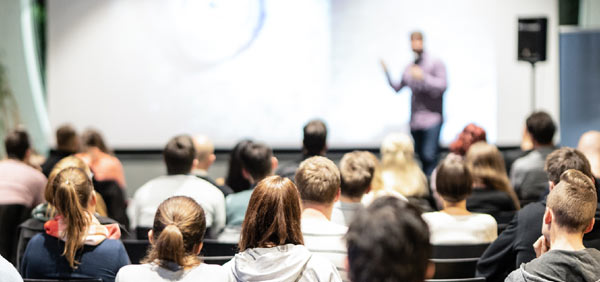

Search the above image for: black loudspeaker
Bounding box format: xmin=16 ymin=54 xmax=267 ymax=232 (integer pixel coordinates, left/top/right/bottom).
xmin=518 ymin=18 xmax=547 ymax=63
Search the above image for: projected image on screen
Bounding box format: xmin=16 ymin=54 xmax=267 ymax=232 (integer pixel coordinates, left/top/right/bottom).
xmin=47 ymin=0 xmax=496 ymax=149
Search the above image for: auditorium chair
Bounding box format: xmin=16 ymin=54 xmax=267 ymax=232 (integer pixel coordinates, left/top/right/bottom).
xmin=431 ymin=243 xmax=489 ymax=259
xmin=0 ymin=204 xmax=32 ymax=264
xmin=426 ymin=278 xmax=486 ymax=282
xmin=200 ymin=239 xmax=238 ymax=265
xmin=122 ymin=239 xmax=150 ymax=264
xmin=24 ymin=279 xmax=102 ymax=282
xmin=430 ymin=258 xmax=480 ymax=279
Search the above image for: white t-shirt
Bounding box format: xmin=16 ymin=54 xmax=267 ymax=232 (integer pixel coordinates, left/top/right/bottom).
xmin=116 ymin=262 xmax=229 ymax=282
xmin=331 ymin=201 xmax=363 ymax=227
xmin=301 ymin=217 xmax=349 ymax=282
xmin=422 ymin=211 xmax=498 ymax=245
xmin=127 ymin=175 xmax=226 ymax=237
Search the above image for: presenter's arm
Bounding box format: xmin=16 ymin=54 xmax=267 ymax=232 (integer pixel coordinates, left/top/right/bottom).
xmin=380 ymin=59 xmax=405 ymax=92
xmin=421 ymin=60 xmax=447 ymax=97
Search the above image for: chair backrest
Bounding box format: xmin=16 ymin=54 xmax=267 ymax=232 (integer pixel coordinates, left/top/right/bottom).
xmin=0 ymin=204 xmax=32 ymax=264
xmin=426 ymin=278 xmax=486 ymax=282
xmin=201 ymin=255 xmax=234 ymax=265
xmin=201 ymin=239 xmax=238 ymax=257
xmin=122 ymin=239 xmax=150 ymax=264
xmin=431 ymin=243 xmax=490 ymax=259
xmin=430 ymin=258 xmax=479 ymax=279
xmin=135 ymin=227 xmax=152 ymax=240
xmin=24 ymin=279 xmax=103 ymax=282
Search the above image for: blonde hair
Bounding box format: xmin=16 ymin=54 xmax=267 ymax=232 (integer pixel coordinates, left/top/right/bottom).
xmin=143 ymin=196 xmax=205 ymax=269
xmin=375 ymin=133 xmax=428 ymax=197
xmin=48 ymin=167 xmax=94 ymax=269
xmin=465 ymin=142 xmax=520 ymax=209
xmin=295 ymin=156 xmax=340 ymax=204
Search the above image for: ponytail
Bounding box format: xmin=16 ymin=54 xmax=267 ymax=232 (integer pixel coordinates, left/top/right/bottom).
xmin=155 ymin=225 xmax=186 ymax=266
xmin=51 ymin=167 xmax=93 ymax=269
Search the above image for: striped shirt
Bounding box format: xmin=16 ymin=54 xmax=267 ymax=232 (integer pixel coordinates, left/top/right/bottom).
xmin=301 ymin=217 xmax=348 ymax=282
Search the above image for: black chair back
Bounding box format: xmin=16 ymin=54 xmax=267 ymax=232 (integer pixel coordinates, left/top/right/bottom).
xmin=135 ymin=227 xmax=151 ymax=240
xmin=426 ymin=278 xmax=486 ymax=282
xmin=24 ymin=279 xmax=103 ymax=282
xmin=431 ymin=243 xmax=490 ymax=259
xmin=93 ymin=180 xmax=129 ymax=228
xmin=122 ymin=239 xmax=150 ymax=264
xmin=431 ymin=258 xmax=479 ymax=279
xmin=0 ymin=204 xmax=32 ymax=264
xmin=200 ymin=239 xmax=238 ymax=265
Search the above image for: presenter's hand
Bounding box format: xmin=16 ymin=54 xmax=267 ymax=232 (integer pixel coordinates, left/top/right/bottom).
xmin=410 ymin=65 xmax=424 ymax=81
xmin=533 ymin=235 xmax=550 ymax=257
xmin=380 ymin=59 xmax=390 ymax=73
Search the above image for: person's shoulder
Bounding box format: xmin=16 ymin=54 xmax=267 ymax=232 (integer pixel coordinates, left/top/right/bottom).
xmin=190 ymin=263 xmax=230 ymax=278
xmin=27 ymin=232 xmax=47 ymax=246
xmin=96 ymin=238 xmax=126 ymax=253
xmin=116 ymin=264 xmax=153 ymax=281
xmin=305 ymin=254 xmax=342 ymax=281
xmin=471 ymin=213 xmax=497 ymax=225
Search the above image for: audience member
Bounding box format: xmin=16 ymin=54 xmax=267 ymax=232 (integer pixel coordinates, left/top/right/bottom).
xmin=449 ymin=123 xmax=487 ymax=156
xmin=365 ymin=133 xmax=429 ymax=211
xmin=191 ymin=135 xmax=233 ymax=196
xmin=41 ymin=124 xmax=79 ymax=177
xmin=295 ymin=156 xmax=348 ymax=281
xmin=422 ymin=157 xmax=497 ymax=244
xmin=0 ymin=254 xmax=22 ymax=282
xmin=510 ymin=112 xmax=556 ymax=205
xmin=76 ymin=129 xmax=127 ymax=189
xmin=128 ymin=135 xmax=225 ymax=238
xmin=505 ymin=170 xmax=600 ymax=282
xmin=346 ymin=196 xmax=434 ymax=282
xmin=477 ymin=147 xmax=600 ymax=282
xmin=578 ymin=130 xmax=600 ymax=182
xmin=224 ymin=176 xmax=341 ymax=282
xmin=224 ymin=139 xmax=253 ymax=193
xmin=277 ymin=119 xmax=328 ymax=180
xmin=331 ymin=151 xmax=376 ymax=227
xmin=116 ymin=196 xmax=229 ymax=282
xmin=225 ymin=141 xmax=277 ymax=227
xmin=21 ymin=167 xmax=129 ymax=282
xmin=0 ymin=128 xmax=46 ymax=208
xmin=465 ymin=142 xmax=520 ymax=221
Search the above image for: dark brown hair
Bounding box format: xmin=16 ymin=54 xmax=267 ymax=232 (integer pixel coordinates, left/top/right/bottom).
xmin=547 ymin=169 xmax=597 ymax=233
xmin=295 ymin=156 xmax=341 ymax=204
xmin=56 ymin=124 xmax=79 ymax=153
xmin=303 ymin=119 xmax=327 ymax=156
xmin=4 ymin=127 xmax=30 ymax=160
xmin=49 ymin=167 xmax=94 ymax=269
xmin=239 ymin=176 xmax=304 ymax=251
xmin=544 ymin=147 xmax=593 ymax=185
xmin=526 ymin=111 xmax=556 ymax=145
xmin=81 ymin=129 xmax=110 ymax=154
xmin=435 ymin=157 xmax=473 ymax=203
xmin=240 ymin=142 xmax=273 ymax=181
xmin=143 ymin=196 xmax=206 ymax=269
xmin=339 ymin=151 xmax=376 ymax=198
xmin=163 ymin=135 xmax=196 ymax=175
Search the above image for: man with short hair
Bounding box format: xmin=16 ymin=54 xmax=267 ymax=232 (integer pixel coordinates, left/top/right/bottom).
xmin=41 ymin=124 xmax=79 ymax=176
xmin=128 ymin=135 xmax=225 ymax=238
xmin=505 ymin=169 xmax=600 ymax=281
xmin=331 ymin=151 xmax=376 ymax=227
xmin=276 ymin=119 xmax=327 ymax=180
xmin=295 ymin=156 xmax=348 ymax=281
xmin=191 ymin=135 xmax=233 ymax=196
xmin=477 ymin=147 xmax=600 ymax=282
xmin=346 ymin=196 xmax=434 ymax=282
xmin=0 ymin=128 xmax=46 ymax=208
xmin=510 ymin=111 xmax=556 ymax=205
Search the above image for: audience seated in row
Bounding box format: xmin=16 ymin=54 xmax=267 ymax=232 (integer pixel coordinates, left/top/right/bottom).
xmin=465 ymin=142 xmax=520 ymax=220
xmin=505 ymin=169 xmax=600 ymax=281
xmin=0 ymin=128 xmax=46 ymax=208
xmin=331 ymin=151 xmax=376 ymax=227
xmin=422 ymin=157 xmax=498 ymax=244
xmin=296 ymin=156 xmax=348 ymax=281
xmin=128 ymin=135 xmax=225 ymax=238
xmin=117 ymin=196 xmax=229 ymax=282
xmin=191 ymin=135 xmax=234 ymax=196
xmin=276 ymin=119 xmax=328 ymax=181
xmin=76 ymin=129 xmax=127 ymax=189
xmin=510 ymin=111 xmax=556 ymax=206
xmin=224 ymin=139 xmax=253 ymax=193
xmin=224 ymin=176 xmax=342 ymax=281
xmin=41 ymin=124 xmax=79 ymax=177
xmin=477 ymin=147 xmax=600 ymax=282
xmin=21 ymin=167 xmax=129 ymax=282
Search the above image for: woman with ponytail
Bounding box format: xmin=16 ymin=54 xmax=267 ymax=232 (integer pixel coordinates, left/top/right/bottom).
xmin=21 ymin=167 xmax=129 ymax=282
xmin=116 ymin=196 xmax=229 ymax=282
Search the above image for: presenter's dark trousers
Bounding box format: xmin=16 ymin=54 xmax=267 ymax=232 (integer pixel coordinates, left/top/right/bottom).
xmin=411 ymin=122 xmax=442 ymax=176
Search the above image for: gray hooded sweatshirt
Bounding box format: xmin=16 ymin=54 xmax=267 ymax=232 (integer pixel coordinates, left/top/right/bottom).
xmin=224 ymin=244 xmax=342 ymax=282
xmin=505 ymin=248 xmax=600 ymax=282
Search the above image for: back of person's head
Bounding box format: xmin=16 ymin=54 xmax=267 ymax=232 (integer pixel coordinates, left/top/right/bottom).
xmin=56 ymin=124 xmax=79 ymax=153
xmin=547 ymin=169 xmax=597 ymax=233
xmin=346 ymin=196 xmax=431 ymax=282
xmin=465 ymin=142 xmax=520 ymax=209
xmin=436 ymin=157 xmax=473 ymax=203
xmin=544 ymin=147 xmax=593 ymax=185
xmin=449 ymin=123 xmax=487 ymax=156
xmin=4 ymin=127 xmax=30 ymax=160
xmin=379 ymin=133 xmax=428 ymax=197
xmin=526 ymin=111 xmax=556 ymax=145
xmin=45 ymin=156 xmax=93 ymax=205
xmin=239 ymin=176 xmax=303 ymax=251
xmin=193 ymin=135 xmax=215 ymax=166
xmin=163 ymin=135 xmax=196 ymax=175
xmin=295 ymin=156 xmax=340 ymax=205
xmin=226 ymin=139 xmax=253 ymax=193
xmin=339 ymin=151 xmax=376 ymax=198
xmin=577 ymin=130 xmax=600 ymax=179
xmin=81 ymin=129 xmax=110 ymax=154
xmin=240 ymin=141 xmax=273 ymax=182
xmin=48 ymin=167 xmax=94 ymax=269
xmin=303 ymin=119 xmax=327 ymax=157
xmin=143 ymin=196 xmax=206 ymax=269
xmin=381 ymin=133 xmax=415 ymax=166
